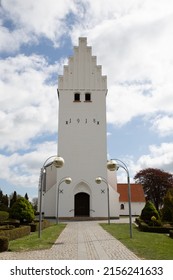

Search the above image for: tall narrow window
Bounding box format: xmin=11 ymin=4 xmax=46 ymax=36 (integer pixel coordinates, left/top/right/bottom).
xmin=85 ymin=93 xmax=91 ymax=102
xmin=74 ymin=93 xmax=80 ymax=102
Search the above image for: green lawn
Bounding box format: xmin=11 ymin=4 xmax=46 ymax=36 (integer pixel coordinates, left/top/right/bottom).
xmin=9 ymin=223 xmax=66 ymax=252
xmin=101 ymin=223 xmax=173 ymax=260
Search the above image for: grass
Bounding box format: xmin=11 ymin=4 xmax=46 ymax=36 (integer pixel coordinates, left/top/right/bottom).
xmin=101 ymin=223 xmax=173 ymax=260
xmin=9 ymin=223 xmax=66 ymax=252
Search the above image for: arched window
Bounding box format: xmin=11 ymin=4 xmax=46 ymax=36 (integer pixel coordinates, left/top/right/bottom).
xmin=74 ymin=93 xmax=80 ymax=102
xmin=85 ymin=93 xmax=91 ymax=102
xmin=120 ymin=203 xmax=125 ymax=210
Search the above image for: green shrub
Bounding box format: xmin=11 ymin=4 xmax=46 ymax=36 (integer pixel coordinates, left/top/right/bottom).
xmin=138 ymin=222 xmax=173 ymax=233
xmin=29 ymin=223 xmax=37 ymax=232
xmin=161 ymin=188 xmax=173 ymax=222
xmin=148 ymin=216 xmax=162 ymax=227
xmin=42 ymin=219 xmax=51 ymax=229
xmin=34 ymin=219 xmax=52 ymax=231
xmin=0 ymin=236 xmax=9 ymax=252
xmin=0 ymin=204 xmax=9 ymax=212
xmin=161 ymin=207 xmax=172 ymax=222
xmin=170 ymin=230 xmax=173 ymax=238
xmin=0 ymin=225 xmax=15 ymax=230
xmin=135 ymin=217 xmax=143 ymax=225
xmin=8 ymin=219 xmax=20 ymax=227
xmin=10 ymin=197 xmax=35 ymax=223
xmin=0 ymin=219 xmax=20 ymax=227
xmin=0 ymin=211 xmax=9 ymax=222
xmin=149 ymin=226 xmax=173 ymax=233
xmin=140 ymin=201 xmax=160 ymax=224
xmin=138 ymin=221 xmax=149 ymax=231
xmin=0 ymin=226 xmax=31 ymax=240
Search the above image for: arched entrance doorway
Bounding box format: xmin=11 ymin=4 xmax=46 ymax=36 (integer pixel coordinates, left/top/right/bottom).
xmin=75 ymin=192 xmax=90 ymax=216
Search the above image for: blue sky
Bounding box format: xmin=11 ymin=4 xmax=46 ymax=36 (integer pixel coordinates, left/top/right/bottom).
xmin=0 ymin=0 xmax=173 ymax=201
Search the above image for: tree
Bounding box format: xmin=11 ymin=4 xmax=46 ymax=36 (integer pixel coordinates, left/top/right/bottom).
xmin=10 ymin=191 xmax=18 ymax=207
xmin=0 ymin=211 xmax=9 ymax=222
xmin=0 ymin=190 xmax=5 ymax=211
xmin=3 ymin=195 xmax=8 ymax=208
xmin=134 ymin=168 xmax=173 ymax=210
xmin=24 ymin=193 xmax=29 ymax=200
xmin=0 ymin=190 xmax=8 ymax=211
xmin=32 ymin=197 xmax=38 ymax=212
xmin=0 ymin=190 xmax=3 ymax=203
xmin=161 ymin=188 xmax=173 ymax=222
xmin=10 ymin=197 xmax=35 ymax=223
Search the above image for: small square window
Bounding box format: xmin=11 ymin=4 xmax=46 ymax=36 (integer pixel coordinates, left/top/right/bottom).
xmin=85 ymin=93 xmax=91 ymax=102
xmin=74 ymin=93 xmax=80 ymax=101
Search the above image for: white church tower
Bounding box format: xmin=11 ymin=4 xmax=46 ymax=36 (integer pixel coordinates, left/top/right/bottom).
xmin=43 ymin=37 xmax=119 ymax=219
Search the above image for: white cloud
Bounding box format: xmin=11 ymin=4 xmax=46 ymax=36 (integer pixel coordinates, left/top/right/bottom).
xmin=0 ymin=54 xmax=62 ymax=151
xmin=0 ymin=26 xmax=34 ymax=53
xmin=136 ymin=142 xmax=173 ymax=173
xmin=0 ymin=141 xmax=57 ymax=189
xmin=151 ymin=115 xmax=173 ymax=136
xmin=106 ymin=83 xmax=154 ymax=126
xmin=82 ymin=1 xmax=173 ymax=133
xmin=0 ymin=0 xmax=77 ymax=52
xmin=69 ymin=0 xmax=173 ymax=136
xmin=115 ymin=142 xmax=173 ymax=183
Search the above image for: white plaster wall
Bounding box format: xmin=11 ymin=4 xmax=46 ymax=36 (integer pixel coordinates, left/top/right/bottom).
xmin=56 ymin=87 xmax=110 ymax=218
xmin=109 ymin=185 xmax=120 ymax=217
xmin=43 ymin=184 xmax=57 ymax=217
xmin=107 ymin=169 xmax=117 ymax=192
xmin=119 ymin=202 xmax=145 ymax=216
xmin=45 ymin=165 xmax=57 ymax=192
xmin=43 ymin=38 xmax=119 ymax=218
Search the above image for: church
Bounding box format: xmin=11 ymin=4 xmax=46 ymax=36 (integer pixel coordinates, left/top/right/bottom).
xmin=41 ymin=37 xmax=145 ymax=219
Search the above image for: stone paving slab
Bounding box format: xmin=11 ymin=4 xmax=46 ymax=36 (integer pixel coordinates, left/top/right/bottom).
xmin=0 ymin=221 xmax=140 ymax=260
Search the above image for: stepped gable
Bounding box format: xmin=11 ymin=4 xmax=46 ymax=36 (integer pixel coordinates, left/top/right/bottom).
xmin=58 ymin=37 xmax=107 ymax=91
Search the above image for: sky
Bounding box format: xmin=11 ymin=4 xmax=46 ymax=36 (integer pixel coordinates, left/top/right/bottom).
xmin=0 ymin=0 xmax=173 ymax=200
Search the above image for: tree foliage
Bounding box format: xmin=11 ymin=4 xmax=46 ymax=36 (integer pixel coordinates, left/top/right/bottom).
xmin=134 ymin=168 xmax=173 ymax=210
xmin=24 ymin=193 xmax=29 ymax=200
xmin=32 ymin=197 xmax=38 ymax=212
xmin=140 ymin=201 xmax=160 ymax=224
xmin=161 ymin=188 xmax=173 ymax=222
xmin=10 ymin=191 xmax=18 ymax=207
xmin=0 ymin=189 xmax=8 ymax=211
xmin=0 ymin=189 xmax=31 ymax=211
xmin=10 ymin=197 xmax=35 ymax=223
xmin=0 ymin=211 xmax=9 ymax=221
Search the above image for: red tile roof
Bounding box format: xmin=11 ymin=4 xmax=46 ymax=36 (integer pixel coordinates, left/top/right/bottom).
xmin=117 ymin=183 xmax=145 ymax=202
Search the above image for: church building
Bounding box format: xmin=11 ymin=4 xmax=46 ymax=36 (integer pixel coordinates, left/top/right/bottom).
xmin=42 ymin=37 xmax=119 ymax=219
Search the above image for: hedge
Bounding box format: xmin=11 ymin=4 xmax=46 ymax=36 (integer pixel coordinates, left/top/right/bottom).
xmin=0 ymin=226 xmax=31 ymax=241
xmin=40 ymin=219 xmax=51 ymax=230
xmin=135 ymin=217 xmax=142 ymax=225
xmin=31 ymin=219 xmax=52 ymax=232
xmin=0 ymin=236 xmax=9 ymax=252
xmin=138 ymin=221 xmax=173 ymax=233
xmin=0 ymin=219 xmax=20 ymax=227
xmin=0 ymin=211 xmax=9 ymax=222
xmin=0 ymin=225 xmax=15 ymax=230
xmin=29 ymin=223 xmax=37 ymax=232
xmin=170 ymin=230 xmax=173 ymax=238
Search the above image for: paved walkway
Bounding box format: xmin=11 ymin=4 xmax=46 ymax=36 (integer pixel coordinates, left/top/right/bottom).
xmin=0 ymin=221 xmax=140 ymax=260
